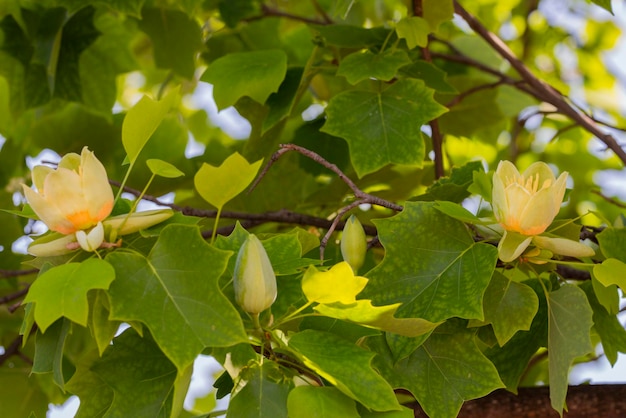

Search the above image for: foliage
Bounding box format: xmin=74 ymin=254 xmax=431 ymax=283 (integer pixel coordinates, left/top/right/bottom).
xmin=1 ymin=0 xmax=626 ymax=417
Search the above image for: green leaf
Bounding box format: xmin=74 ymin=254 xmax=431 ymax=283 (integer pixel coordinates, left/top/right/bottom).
xmin=226 ymin=362 xmax=291 ymax=418
xmin=287 ymin=386 xmax=359 ymax=418
xmin=218 ymin=0 xmax=261 ymax=27
xmin=138 ymin=8 xmax=203 ymax=79
xmin=106 ymin=224 xmax=247 ymax=370
xmin=370 ymin=320 xmax=503 ymax=418
xmin=32 ymin=319 xmax=71 ymax=389
xmin=288 ymin=330 xmax=401 ymax=412
xmin=0 ymin=369 xmax=50 ymax=418
xmin=91 ymin=328 xmax=178 ymax=417
xmin=484 ymin=279 xmax=548 ymax=390
xmin=593 ymin=258 xmax=626 ymax=292
xmin=362 ymin=202 xmax=498 ymax=322
xmin=122 ymin=89 xmax=178 ymax=163
xmin=201 ymin=49 xmax=287 ymax=110
xmin=66 ymin=353 xmax=114 ymax=418
xmin=434 ymin=201 xmax=483 ymax=224
xmin=479 ymin=272 xmax=539 ymax=346
xmin=547 ymin=284 xmax=593 ymax=414
xmin=23 ymin=259 xmax=115 ymax=333
xmin=89 ymin=290 xmax=121 ymax=356
xmin=360 ymin=407 xmax=415 ymax=418
xmin=395 ymin=17 xmax=429 ymax=49
xmin=414 ymin=160 xmax=484 ymax=202
xmin=194 ymin=152 xmax=263 ymax=210
xmin=581 ymin=281 xmax=626 ymax=366
xmin=147 ymin=158 xmax=185 ymax=178
xmin=321 ymin=80 xmax=447 ymax=177
xmin=399 ymin=60 xmax=457 ymax=93
xmin=263 ymin=67 xmax=304 ymax=133
xmin=337 ymin=50 xmax=411 ymax=84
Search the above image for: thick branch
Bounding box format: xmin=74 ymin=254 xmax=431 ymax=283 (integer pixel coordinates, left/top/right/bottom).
xmin=453 ymin=1 xmax=626 ymax=166
xmin=409 ymin=385 xmax=626 ymax=417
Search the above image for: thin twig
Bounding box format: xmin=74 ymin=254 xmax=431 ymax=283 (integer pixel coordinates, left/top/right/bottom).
xmin=319 ymin=200 xmax=366 ymax=262
xmin=0 ymin=269 xmax=38 ymax=279
xmin=0 ymin=286 xmax=29 ymax=306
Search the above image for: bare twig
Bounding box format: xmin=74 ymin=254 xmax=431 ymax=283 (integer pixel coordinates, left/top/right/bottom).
xmin=0 ymin=269 xmax=38 ymax=279
xmin=0 ymin=287 xmax=29 ymax=306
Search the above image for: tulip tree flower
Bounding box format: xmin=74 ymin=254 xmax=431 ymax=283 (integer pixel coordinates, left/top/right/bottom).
xmin=233 ymin=234 xmax=277 ymax=315
xmin=22 ymin=147 xmax=114 ymax=235
xmin=22 ymin=147 xmax=173 ymax=256
xmin=492 ymin=160 xmax=594 ymax=262
xmin=340 ymin=215 xmax=367 ymax=273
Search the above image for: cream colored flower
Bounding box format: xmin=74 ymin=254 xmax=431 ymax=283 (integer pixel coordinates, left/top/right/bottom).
xmin=22 ymin=147 xmax=114 ymax=234
xmin=492 ymin=161 xmax=567 ymax=236
xmin=491 ymin=161 xmax=593 ymax=262
xmin=233 ymin=234 xmax=277 ymax=314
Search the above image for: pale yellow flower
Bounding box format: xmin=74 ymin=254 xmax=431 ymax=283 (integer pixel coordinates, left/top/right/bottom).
xmin=22 ymin=147 xmax=114 ymax=234
xmin=492 ymin=160 xmax=567 ymax=236
xmin=491 ymin=161 xmax=594 ymax=262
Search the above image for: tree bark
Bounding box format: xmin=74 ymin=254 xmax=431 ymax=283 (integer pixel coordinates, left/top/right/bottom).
xmin=409 ymin=385 xmax=626 ymax=417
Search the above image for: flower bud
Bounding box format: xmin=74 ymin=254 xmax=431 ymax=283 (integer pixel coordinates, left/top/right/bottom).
xmin=233 ymin=234 xmax=277 ymax=314
xmin=340 ymin=215 xmax=367 ymax=273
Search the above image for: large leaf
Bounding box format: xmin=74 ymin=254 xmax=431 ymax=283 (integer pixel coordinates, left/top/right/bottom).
xmin=31 ymin=319 xmax=71 ymax=389
xmin=23 ymin=258 xmax=115 ymax=333
xmin=478 ymin=272 xmax=539 ymax=346
xmin=288 ymin=330 xmax=401 ymax=412
xmin=370 ymin=320 xmax=503 ymax=418
xmin=201 ymin=49 xmax=288 ymax=110
xmin=362 ymin=202 xmax=498 ymax=322
xmin=547 ymin=284 xmax=593 ymax=413
xmin=106 ymin=224 xmax=247 ymax=370
xmin=593 ymin=258 xmax=626 ymax=292
xmin=321 ymin=79 xmax=447 ymax=177
xmin=226 ymin=362 xmax=291 ymax=418
xmin=484 ymin=279 xmax=549 ymax=390
xmin=91 ymin=328 xmax=178 ymax=418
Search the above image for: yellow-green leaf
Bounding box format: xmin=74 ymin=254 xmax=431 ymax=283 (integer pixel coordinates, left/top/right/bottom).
xmin=146 ymin=158 xmax=185 ymax=178
xmin=302 ymin=262 xmax=368 ymax=304
xmin=315 ymin=300 xmax=440 ymax=337
xmin=194 ymin=152 xmax=263 ymax=210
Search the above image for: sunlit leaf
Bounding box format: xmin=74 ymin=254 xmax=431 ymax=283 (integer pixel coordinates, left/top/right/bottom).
xmin=593 ymin=258 xmax=626 ymax=292
xmin=122 ymin=90 xmax=178 ymax=163
xmin=23 ymin=259 xmax=115 ymax=333
xmin=194 ymin=152 xmax=263 ymax=210
xmin=302 ymin=262 xmax=368 ymax=304
xmin=147 ymin=158 xmax=185 ymax=178
xmin=315 ymin=300 xmax=440 ymax=337
xmin=395 ymin=17 xmax=429 ymax=49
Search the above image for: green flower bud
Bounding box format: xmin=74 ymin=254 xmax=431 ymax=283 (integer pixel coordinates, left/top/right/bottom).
xmin=340 ymin=215 xmax=367 ymax=273
xmin=233 ymin=234 xmax=277 ymax=314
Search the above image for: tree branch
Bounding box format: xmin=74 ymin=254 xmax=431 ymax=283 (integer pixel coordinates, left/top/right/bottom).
xmin=453 ymin=0 xmax=626 ymax=166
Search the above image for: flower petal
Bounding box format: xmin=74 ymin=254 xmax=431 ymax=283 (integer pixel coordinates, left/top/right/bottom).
xmin=532 ymin=235 xmax=595 ymax=258
xmin=76 ymin=222 xmax=105 ymax=252
xmin=522 ymin=162 xmax=556 ymax=185
xmin=80 ymin=147 xmax=114 ymax=222
xmin=28 ymin=234 xmax=77 ymax=257
xmin=518 ymin=187 xmax=557 ymax=235
xmin=103 ymin=209 xmax=174 ymax=236
xmin=498 ymin=230 xmax=532 ymax=262
xmin=22 ymin=184 xmax=76 ymax=234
